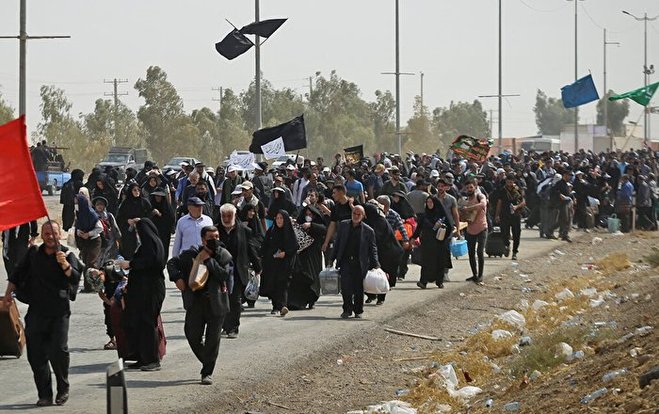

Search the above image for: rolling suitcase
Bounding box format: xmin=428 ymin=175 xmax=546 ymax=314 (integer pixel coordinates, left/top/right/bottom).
xmin=486 ymin=227 xmax=510 ymax=258
xmin=0 ymin=297 xmax=26 ymax=358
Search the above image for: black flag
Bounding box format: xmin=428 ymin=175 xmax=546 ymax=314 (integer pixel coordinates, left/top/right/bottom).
xmin=240 ymin=18 xmax=287 ymax=38
xmin=249 ymin=115 xmax=307 ymax=154
xmin=344 ymin=145 xmax=364 ymax=165
xmin=215 ymin=29 xmax=254 ymax=60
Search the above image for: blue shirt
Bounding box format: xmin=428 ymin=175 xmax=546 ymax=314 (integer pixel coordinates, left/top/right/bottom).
xmin=172 ymin=213 xmax=214 ymax=257
xmin=344 ymin=180 xmax=364 ymax=199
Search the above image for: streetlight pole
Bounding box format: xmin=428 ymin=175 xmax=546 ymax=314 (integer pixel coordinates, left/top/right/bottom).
xmin=498 ymin=0 xmax=503 ymax=153
xmin=420 ymin=71 xmax=424 ymax=116
xmin=622 ymin=10 xmax=658 ymax=144
xmin=603 ymin=28 xmax=620 ymax=149
xmin=395 ymin=0 xmax=400 ymax=154
xmin=255 ymin=0 xmax=262 ymax=130
xmin=567 ymin=0 xmax=584 ymax=153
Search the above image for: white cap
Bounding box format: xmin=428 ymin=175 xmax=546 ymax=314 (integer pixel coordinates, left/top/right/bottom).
xmin=286 ymin=164 xmax=296 ymax=171
xmin=430 ymin=169 xmax=439 ymax=178
xmin=322 ymin=167 xmax=330 ymax=173
xmin=227 ymin=165 xmax=238 ymax=173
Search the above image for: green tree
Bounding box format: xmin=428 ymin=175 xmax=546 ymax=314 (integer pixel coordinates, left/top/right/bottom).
xmin=404 ymin=96 xmax=433 ymax=153
xmin=596 ymin=91 xmax=629 ymax=136
xmin=191 ymin=106 xmax=223 ymax=166
xmin=37 ymin=85 xmax=110 ymax=172
xmin=306 ymin=70 xmax=375 ymax=159
xmin=84 ymin=98 xmax=146 ymax=148
xmin=0 ymin=88 xmax=15 ymax=125
xmin=240 ymin=79 xmax=306 ymax=134
xmin=134 ymin=66 xmax=185 ymax=163
xmin=370 ymin=89 xmax=396 ymax=153
xmin=534 ymin=89 xmax=574 ymax=135
xmin=218 ymin=88 xmax=250 ymax=161
xmin=431 ymin=100 xmax=490 ymax=153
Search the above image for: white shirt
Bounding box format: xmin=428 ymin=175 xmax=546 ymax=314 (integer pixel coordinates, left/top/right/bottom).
xmin=172 ymin=213 xmax=213 ymax=257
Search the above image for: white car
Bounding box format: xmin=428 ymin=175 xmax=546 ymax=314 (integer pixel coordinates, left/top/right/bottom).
xmin=164 ymin=156 xmax=201 ymax=171
xmin=271 ymin=154 xmax=305 ymax=169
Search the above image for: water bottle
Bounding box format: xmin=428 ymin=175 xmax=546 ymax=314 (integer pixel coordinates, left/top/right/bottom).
xmin=485 ymin=398 xmax=494 ymax=408
xmin=602 ymin=369 xmax=627 ymax=382
xmin=503 ymin=401 xmax=520 ymax=411
xmin=581 ymin=388 xmax=607 ymax=404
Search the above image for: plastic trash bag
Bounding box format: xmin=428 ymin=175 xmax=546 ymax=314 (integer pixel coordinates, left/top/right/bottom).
xmin=437 ymin=364 xmax=459 ymax=390
xmin=498 ymin=310 xmax=526 ymax=328
xmin=244 ymin=272 xmax=260 ymax=301
xmin=363 ymin=268 xmax=390 ymax=294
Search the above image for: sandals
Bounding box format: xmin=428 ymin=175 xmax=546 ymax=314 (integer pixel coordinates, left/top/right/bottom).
xmin=103 ymin=340 xmax=116 ymax=350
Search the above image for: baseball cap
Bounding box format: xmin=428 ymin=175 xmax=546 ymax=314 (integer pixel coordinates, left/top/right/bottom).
xmin=227 ymin=165 xmax=239 ymax=173
xmin=241 ymin=180 xmax=254 ymax=190
xmin=430 ymin=169 xmax=439 ymax=178
xmin=187 ymin=196 xmax=205 ymax=206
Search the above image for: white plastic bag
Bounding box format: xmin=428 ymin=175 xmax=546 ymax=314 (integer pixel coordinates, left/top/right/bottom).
xmin=497 ymin=310 xmax=526 ymax=328
xmin=67 ymin=228 xmax=76 ymax=248
xmin=244 ymin=272 xmax=260 ymax=301
xmin=363 ymin=268 xmax=390 ymax=294
xmin=437 ymin=364 xmax=459 ymax=390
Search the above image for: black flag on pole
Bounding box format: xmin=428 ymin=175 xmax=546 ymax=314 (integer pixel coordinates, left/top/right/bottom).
xmin=344 ymin=145 xmax=364 ymax=165
xmin=240 ymin=18 xmax=287 ymax=38
xmin=249 ymin=115 xmax=307 ymax=154
xmin=215 ymin=29 xmax=254 ymax=60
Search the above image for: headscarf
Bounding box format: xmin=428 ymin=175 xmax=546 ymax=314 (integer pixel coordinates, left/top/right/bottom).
xmin=75 ymin=193 xmax=99 ymax=232
xmin=296 ymin=205 xmax=324 ymax=226
xmin=390 ymin=191 xmax=416 ymax=219
xmin=363 ymin=202 xmax=393 ymax=241
xmin=266 ymin=210 xmax=299 ymax=255
xmin=423 ymin=195 xmax=450 ymax=231
xmin=239 ymin=203 xmax=264 ymax=237
xmin=267 ymin=190 xmax=297 ymax=220
xmin=135 ymin=218 xmax=166 ymax=269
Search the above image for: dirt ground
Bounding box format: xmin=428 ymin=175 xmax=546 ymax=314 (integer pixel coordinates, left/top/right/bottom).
xmin=203 ymin=230 xmax=659 ymax=414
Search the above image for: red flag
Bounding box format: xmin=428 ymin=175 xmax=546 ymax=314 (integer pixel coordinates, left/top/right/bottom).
xmin=0 ymin=116 xmax=48 ymax=231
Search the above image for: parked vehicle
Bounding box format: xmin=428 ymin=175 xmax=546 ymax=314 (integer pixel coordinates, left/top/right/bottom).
xmin=36 ymin=161 xmax=71 ymax=196
xmin=163 ymin=156 xmax=201 ymax=171
xmin=97 ymin=147 xmax=150 ymax=183
xmin=272 ymin=154 xmax=305 ymax=169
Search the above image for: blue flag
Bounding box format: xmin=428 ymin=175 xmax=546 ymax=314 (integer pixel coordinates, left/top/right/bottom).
xmin=561 ymin=74 xmax=599 ymax=108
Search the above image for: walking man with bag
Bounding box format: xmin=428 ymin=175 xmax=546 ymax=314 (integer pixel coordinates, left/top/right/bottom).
xmin=3 ymin=221 xmax=83 ymax=406
xmin=167 ymin=226 xmax=233 ymax=385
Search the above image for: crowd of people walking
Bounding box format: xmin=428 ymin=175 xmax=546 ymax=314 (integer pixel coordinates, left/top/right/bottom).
xmin=3 ymin=146 xmax=658 ymax=405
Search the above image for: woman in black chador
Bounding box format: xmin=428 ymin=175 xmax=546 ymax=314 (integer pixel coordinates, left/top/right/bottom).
xmin=288 ymin=205 xmax=326 ymax=310
xmin=412 ymin=195 xmax=453 ymax=289
xmin=259 ymin=210 xmax=299 ymax=316
xmin=120 ymin=218 xmax=166 ymax=371
xmin=116 ymin=183 xmax=152 ymax=260
xmin=149 ymin=189 xmax=175 ymax=262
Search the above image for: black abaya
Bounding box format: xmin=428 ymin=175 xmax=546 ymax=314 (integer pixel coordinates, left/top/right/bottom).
xmin=288 ymin=206 xmax=326 ymax=310
xmin=116 ymin=183 xmax=152 ymax=260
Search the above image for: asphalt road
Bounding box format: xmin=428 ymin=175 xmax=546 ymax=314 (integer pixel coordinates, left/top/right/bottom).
xmin=0 ymin=202 xmax=573 ymax=412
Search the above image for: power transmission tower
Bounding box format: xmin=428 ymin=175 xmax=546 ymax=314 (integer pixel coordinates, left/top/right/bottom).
xmin=104 ymin=79 xmax=128 ymax=145
xmin=0 ymin=0 xmax=71 ymax=119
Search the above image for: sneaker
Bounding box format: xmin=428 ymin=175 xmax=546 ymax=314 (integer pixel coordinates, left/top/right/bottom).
xmin=562 ymin=237 xmax=572 ymax=243
xmin=365 ymin=297 xmax=374 ymax=304
xmin=126 ymin=361 xmax=143 ymax=369
xmin=354 ymin=313 xmax=363 ymax=319
xmin=546 ymin=235 xmax=558 ymax=240
xmin=55 ymin=391 xmax=69 ymax=406
xmin=36 ymin=398 xmax=53 ymax=407
xmin=340 ymin=312 xmax=351 ymax=319
xmin=201 ymin=375 xmax=213 ymax=385
xmin=466 ymin=276 xmax=476 ymax=282
xmin=375 ymin=300 xmax=384 ymax=306
xmin=280 ymin=307 xmax=289 ymax=317
xmin=416 ymin=282 xmax=427 ymax=289
xmin=511 ymin=254 xmax=517 ymax=260
xmin=227 ymin=331 xmax=239 ymax=339
xmin=270 ymin=310 xmax=277 ymax=315
xmin=436 ymin=282 xmax=444 ymax=289
xmin=271 ymin=310 xmax=281 ymax=316
xmin=220 ymin=329 xmax=228 ymax=337
xmin=140 ymin=362 xmax=161 ymax=372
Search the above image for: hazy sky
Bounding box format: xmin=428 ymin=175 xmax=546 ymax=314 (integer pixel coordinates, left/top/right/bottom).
xmin=0 ymin=0 xmax=657 ymax=141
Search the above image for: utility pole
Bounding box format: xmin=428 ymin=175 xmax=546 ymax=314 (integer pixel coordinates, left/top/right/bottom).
xmin=212 ymin=86 xmax=224 ymax=112
xmin=567 ymin=0 xmax=584 ymax=153
xmin=104 ymin=79 xmax=128 ymax=146
xmin=308 ymin=76 xmax=313 ymax=97
xmin=622 ymin=10 xmax=658 ymax=144
xmin=0 ymin=0 xmax=70 ymax=118
xmin=603 ymin=28 xmax=620 ymax=149
xmin=419 ymin=71 xmax=424 ymax=116
xmin=254 ymin=0 xmax=262 ymax=131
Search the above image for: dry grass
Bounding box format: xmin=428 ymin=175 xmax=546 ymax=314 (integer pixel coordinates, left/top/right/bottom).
xmin=644 ymin=248 xmax=659 ymax=268
xmin=595 ymin=253 xmax=632 ymax=274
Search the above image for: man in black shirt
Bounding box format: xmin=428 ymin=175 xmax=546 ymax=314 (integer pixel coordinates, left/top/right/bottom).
xmin=551 ymin=169 xmax=574 ymax=242
xmin=4 ymin=221 xmax=83 ymax=407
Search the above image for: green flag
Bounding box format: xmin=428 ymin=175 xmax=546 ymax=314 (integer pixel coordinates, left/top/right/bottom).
xmin=608 ymin=82 xmax=659 ymax=106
